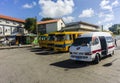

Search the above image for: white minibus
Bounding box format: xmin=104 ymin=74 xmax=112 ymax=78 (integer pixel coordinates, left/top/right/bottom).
xmin=69 ymin=32 xmax=115 ymax=64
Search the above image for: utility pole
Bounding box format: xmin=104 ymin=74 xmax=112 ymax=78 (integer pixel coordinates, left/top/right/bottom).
xmin=35 ymin=16 xmax=38 ymax=39
xmin=101 ymin=25 xmax=103 ymax=31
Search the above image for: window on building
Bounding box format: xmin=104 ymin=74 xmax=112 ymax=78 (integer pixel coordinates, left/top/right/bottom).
xmin=6 ymin=20 xmax=10 ymax=24
xmin=61 ymin=23 xmax=63 ymax=26
xmin=0 ymin=27 xmax=2 ymax=34
xmin=0 ymin=20 xmax=2 ymax=22
xmin=13 ymin=22 xmax=17 ymax=25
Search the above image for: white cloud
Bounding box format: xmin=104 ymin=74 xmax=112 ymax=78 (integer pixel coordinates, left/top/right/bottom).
xmin=33 ymin=1 xmax=37 ymax=6
xmin=112 ymin=0 xmax=119 ymax=7
xmin=100 ymin=0 xmax=120 ymax=11
xmin=98 ymin=0 xmax=119 ymax=28
xmin=79 ymin=8 xmax=94 ymax=18
xmin=62 ymin=16 xmax=74 ymax=23
xmin=97 ymin=21 xmax=102 ymax=25
xmin=39 ymin=0 xmax=74 ymax=18
xmin=104 ymin=23 xmax=113 ymax=30
xmin=103 ymin=14 xmax=114 ymax=22
xmin=22 ymin=1 xmax=37 ymax=9
xmin=98 ymin=12 xmax=114 ymax=23
xmin=100 ymin=0 xmax=112 ymax=11
xmin=98 ymin=12 xmax=104 ymax=18
xmin=22 ymin=4 xmax=33 ymax=8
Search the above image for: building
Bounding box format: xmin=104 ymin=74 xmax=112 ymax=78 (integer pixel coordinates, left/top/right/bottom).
xmin=109 ymin=24 xmax=120 ymax=34
xmin=0 ymin=14 xmax=28 ymax=44
xmin=62 ymin=21 xmax=100 ymax=32
xmin=37 ymin=19 xmax=65 ymax=34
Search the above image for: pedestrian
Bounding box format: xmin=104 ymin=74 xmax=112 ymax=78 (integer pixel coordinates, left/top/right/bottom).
xmin=115 ymin=39 xmax=117 ymax=47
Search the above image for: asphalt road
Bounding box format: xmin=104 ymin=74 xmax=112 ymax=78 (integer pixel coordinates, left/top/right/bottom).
xmin=0 ymin=40 xmax=120 ymax=83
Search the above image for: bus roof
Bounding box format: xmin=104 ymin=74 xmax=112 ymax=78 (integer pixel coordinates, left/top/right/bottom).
xmin=48 ymin=31 xmax=87 ymax=35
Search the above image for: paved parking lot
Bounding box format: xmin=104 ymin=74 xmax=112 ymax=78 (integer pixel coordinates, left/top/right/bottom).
xmin=0 ymin=40 xmax=120 ymax=83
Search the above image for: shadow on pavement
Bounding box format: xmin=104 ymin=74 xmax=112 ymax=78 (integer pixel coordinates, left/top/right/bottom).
xmin=27 ymin=47 xmax=67 ymax=55
xmin=50 ymin=59 xmax=93 ymax=69
xmin=28 ymin=47 xmax=47 ymax=52
xmin=103 ymin=58 xmax=118 ymax=67
xmin=115 ymin=46 xmax=120 ymax=50
xmin=35 ymin=51 xmax=67 ymax=55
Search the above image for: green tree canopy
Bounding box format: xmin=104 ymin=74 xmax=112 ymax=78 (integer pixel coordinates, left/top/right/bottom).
xmin=24 ymin=18 xmax=37 ymax=33
xmin=41 ymin=17 xmax=54 ymax=21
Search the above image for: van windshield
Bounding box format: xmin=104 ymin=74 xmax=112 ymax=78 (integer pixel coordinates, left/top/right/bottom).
xmin=72 ymin=37 xmax=92 ymax=46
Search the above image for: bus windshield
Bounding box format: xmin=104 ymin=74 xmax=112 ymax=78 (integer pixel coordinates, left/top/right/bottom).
xmin=56 ymin=34 xmax=71 ymax=41
xmin=39 ymin=36 xmax=47 ymax=40
xmin=48 ymin=35 xmax=55 ymax=41
xmin=72 ymin=37 xmax=92 ymax=46
xmin=56 ymin=34 xmax=65 ymax=41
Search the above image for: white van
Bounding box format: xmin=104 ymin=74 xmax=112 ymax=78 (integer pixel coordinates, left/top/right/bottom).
xmin=69 ymin=32 xmax=115 ymax=64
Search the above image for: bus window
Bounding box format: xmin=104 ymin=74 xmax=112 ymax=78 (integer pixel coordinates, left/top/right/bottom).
xmin=65 ymin=34 xmax=71 ymax=40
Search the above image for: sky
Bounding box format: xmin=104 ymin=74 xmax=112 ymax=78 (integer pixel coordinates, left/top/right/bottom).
xmin=0 ymin=0 xmax=120 ymax=30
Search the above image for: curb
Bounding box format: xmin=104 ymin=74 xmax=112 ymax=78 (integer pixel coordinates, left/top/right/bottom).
xmin=0 ymin=45 xmax=32 ymax=50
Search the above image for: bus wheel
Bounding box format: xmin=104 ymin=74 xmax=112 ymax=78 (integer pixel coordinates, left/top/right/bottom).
xmin=94 ymin=54 xmax=100 ymax=64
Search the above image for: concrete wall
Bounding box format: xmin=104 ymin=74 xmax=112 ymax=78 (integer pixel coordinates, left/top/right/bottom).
xmin=0 ymin=18 xmax=26 ymax=36
xmin=57 ymin=19 xmax=65 ymax=31
xmin=46 ymin=23 xmax=57 ymax=33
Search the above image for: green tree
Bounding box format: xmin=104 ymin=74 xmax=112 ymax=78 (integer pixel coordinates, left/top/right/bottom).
xmin=41 ymin=17 xmax=54 ymax=21
xmin=24 ymin=18 xmax=37 ymax=33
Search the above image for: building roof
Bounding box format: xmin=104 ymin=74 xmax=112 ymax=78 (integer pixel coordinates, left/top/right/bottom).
xmin=37 ymin=19 xmax=61 ymax=25
xmin=66 ymin=21 xmax=99 ymax=28
xmin=80 ymin=21 xmax=99 ymax=28
xmin=0 ymin=14 xmax=25 ymax=23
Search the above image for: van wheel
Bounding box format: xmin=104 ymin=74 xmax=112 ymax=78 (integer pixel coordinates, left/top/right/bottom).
xmin=94 ymin=54 xmax=100 ymax=64
xmin=110 ymin=51 xmax=114 ymax=57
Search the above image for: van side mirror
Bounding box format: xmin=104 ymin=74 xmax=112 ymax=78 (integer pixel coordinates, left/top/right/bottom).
xmin=89 ymin=41 xmax=92 ymax=46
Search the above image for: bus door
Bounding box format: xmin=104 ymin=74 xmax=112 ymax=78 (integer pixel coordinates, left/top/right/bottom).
xmin=72 ymin=34 xmax=76 ymax=42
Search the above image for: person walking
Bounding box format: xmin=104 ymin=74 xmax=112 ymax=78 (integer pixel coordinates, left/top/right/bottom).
xmin=115 ymin=39 xmax=117 ymax=47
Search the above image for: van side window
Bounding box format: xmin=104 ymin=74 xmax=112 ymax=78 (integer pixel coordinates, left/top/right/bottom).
xmin=106 ymin=37 xmax=113 ymax=43
xmin=93 ymin=38 xmax=99 ymax=45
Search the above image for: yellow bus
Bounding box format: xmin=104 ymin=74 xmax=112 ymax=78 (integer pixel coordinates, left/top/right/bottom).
xmin=39 ymin=34 xmax=48 ymax=48
xmin=54 ymin=31 xmax=86 ymax=52
xmin=47 ymin=32 xmax=61 ymax=49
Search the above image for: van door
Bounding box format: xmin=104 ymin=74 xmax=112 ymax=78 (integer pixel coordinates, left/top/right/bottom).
xmin=99 ymin=36 xmax=108 ymax=55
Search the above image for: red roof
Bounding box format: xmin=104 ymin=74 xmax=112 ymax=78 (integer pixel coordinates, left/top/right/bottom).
xmin=37 ymin=19 xmax=60 ymax=25
xmin=0 ymin=14 xmax=25 ymax=23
